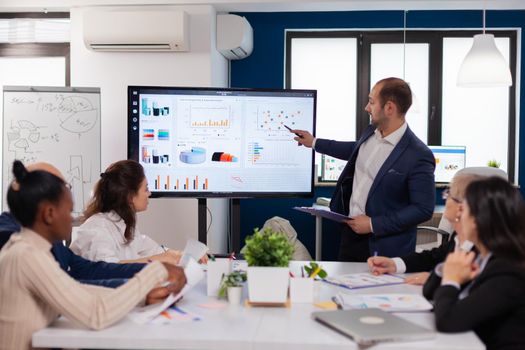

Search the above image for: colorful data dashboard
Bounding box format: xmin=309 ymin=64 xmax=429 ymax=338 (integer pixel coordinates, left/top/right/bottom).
xmin=128 ymin=86 xmax=316 ymax=197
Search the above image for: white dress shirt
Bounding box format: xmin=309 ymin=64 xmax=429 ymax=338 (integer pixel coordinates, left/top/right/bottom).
xmin=70 ymin=211 xmax=164 ymax=263
xmin=349 ymin=123 xmax=408 ymax=223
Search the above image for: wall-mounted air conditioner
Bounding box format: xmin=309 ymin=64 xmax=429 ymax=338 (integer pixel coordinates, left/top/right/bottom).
xmin=83 ymin=10 xmax=190 ymax=52
xmin=217 ymin=14 xmax=253 ymax=60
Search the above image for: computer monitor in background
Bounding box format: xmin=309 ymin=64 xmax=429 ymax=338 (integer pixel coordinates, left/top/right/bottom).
xmin=128 ymin=86 xmax=317 ymax=197
xmin=429 ymin=146 xmax=466 ymax=183
xmin=320 ymin=154 xmax=347 ymax=182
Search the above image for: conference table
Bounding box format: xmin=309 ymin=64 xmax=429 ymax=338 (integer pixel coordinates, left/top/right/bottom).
xmin=33 ymin=261 xmax=484 ymax=350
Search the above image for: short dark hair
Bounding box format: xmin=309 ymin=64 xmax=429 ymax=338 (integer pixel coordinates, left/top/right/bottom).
xmin=376 ymin=77 xmax=412 ymax=115
xmin=7 ymin=160 xmax=67 ymax=227
xmin=465 ymin=176 xmax=525 ymax=264
xmin=84 ymin=160 xmax=145 ymax=243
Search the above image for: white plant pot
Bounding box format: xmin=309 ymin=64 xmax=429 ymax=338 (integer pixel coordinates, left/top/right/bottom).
xmin=227 ymin=286 xmax=243 ymax=305
xmin=247 ymin=266 xmax=289 ymax=303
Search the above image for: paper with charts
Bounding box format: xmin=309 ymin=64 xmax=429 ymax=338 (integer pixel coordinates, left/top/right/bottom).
xmin=325 ymin=272 xmax=404 ymax=289
xmin=334 ymin=293 xmax=433 ymax=312
xmin=128 ymin=258 xmax=205 ymax=324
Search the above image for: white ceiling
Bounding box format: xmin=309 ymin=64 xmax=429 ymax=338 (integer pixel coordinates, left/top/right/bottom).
xmin=1 ymin=0 xmax=525 ymax=13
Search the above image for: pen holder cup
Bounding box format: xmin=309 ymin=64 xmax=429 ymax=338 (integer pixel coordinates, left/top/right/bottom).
xmin=289 ymin=277 xmax=314 ymax=303
xmin=207 ymin=258 xmax=231 ymax=297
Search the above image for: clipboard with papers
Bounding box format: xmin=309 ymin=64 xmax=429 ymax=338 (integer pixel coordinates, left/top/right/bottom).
xmin=293 ymin=206 xmax=350 ymax=223
xmin=324 ymin=272 xmax=405 ymax=290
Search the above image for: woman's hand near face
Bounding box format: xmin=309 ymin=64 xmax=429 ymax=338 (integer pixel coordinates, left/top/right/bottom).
xmin=442 ymin=251 xmax=480 ymax=285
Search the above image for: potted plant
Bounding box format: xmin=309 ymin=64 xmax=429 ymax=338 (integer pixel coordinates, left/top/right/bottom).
xmin=487 ymin=159 xmax=501 ymax=168
xmin=243 ymin=227 xmax=294 ymax=303
xmin=218 ymin=271 xmax=247 ymax=304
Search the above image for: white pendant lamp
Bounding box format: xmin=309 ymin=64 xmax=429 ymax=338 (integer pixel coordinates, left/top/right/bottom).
xmin=457 ymin=8 xmax=512 ymax=87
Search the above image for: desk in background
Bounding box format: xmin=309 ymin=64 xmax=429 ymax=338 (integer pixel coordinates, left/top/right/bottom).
xmin=33 ymin=261 xmax=483 ymax=350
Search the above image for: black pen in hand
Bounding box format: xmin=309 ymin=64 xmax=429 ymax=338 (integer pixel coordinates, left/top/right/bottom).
xmin=284 ymin=124 xmax=303 ymax=145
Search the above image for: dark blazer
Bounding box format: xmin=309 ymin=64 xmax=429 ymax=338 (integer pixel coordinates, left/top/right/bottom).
xmin=433 ymin=257 xmax=525 ymax=350
xmin=402 ymin=233 xmax=456 ymax=273
xmin=315 ymin=125 xmax=435 ymax=257
xmin=0 ymin=212 xmax=145 ymax=288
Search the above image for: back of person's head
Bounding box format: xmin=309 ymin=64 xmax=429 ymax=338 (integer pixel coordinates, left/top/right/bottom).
xmin=451 ymin=173 xmax=483 ymax=201
xmin=465 ymin=176 xmax=525 ymax=264
xmin=375 ymin=77 xmax=412 ymax=115
xmin=7 ymin=160 xmax=66 ymax=227
xmin=84 ymin=159 xmax=145 ymax=243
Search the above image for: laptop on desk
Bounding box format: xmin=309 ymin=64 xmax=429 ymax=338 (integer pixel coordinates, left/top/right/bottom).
xmin=312 ymin=308 xmax=435 ymax=345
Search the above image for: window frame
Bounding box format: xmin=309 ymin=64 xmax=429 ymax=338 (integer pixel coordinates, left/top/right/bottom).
xmin=0 ymin=12 xmax=70 ymax=86
xmin=285 ymin=29 xmax=517 ymax=181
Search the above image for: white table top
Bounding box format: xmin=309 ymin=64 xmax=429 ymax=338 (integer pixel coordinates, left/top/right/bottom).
xmin=33 ymin=261 xmax=484 ymax=350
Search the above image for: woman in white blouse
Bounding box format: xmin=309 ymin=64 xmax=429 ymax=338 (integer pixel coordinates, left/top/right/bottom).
xmin=71 ymin=160 xmax=190 ymax=264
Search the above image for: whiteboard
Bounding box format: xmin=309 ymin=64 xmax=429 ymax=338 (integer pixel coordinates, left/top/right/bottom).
xmin=2 ymin=86 xmax=101 ymax=215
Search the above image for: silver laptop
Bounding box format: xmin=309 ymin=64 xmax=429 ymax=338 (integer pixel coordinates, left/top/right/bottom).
xmin=312 ymin=308 xmax=435 ymax=345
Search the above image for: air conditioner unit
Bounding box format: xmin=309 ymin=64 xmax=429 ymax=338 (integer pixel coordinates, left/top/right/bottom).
xmin=83 ymin=10 xmax=189 ymax=52
xmin=217 ymin=14 xmax=253 ymax=60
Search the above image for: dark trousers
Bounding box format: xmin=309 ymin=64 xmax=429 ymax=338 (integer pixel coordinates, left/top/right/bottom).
xmin=338 ymin=225 xmax=371 ymax=262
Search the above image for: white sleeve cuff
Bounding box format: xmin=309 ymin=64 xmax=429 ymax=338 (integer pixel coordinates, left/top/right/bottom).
xmin=434 ymin=263 xmax=444 ymax=277
xmin=392 ymin=257 xmax=406 ymax=273
xmin=312 ymin=138 xmax=317 ymax=151
xmin=441 ymin=280 xmax=461 ymax=290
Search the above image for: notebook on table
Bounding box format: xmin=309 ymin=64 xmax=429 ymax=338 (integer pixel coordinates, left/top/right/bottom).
xmin=312 ymin=308 xmax=435 ymax=345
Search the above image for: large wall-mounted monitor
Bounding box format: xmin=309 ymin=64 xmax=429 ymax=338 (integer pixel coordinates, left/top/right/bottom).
xmin=429 ymin=145 xmax=466 ymax=183
xmin=128 ymin=86 xmax=316 ymax=197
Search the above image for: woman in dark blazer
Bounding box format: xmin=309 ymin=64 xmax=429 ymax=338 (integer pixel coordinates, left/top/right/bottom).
xmin=433 ymin=177 xmax=525 ymax=350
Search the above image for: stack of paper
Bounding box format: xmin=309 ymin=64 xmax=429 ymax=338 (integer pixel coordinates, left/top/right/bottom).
xmin=128 ymin=258 xmax=205 ymax=324
xmin=334 ymin=293 xmax=433 ymax=312
xmin=324 ymin=272 xmax=405 ymax=290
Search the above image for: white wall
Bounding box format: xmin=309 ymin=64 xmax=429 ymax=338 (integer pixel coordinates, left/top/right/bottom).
xmin=70 ymin=5 xmax=229 ymax=251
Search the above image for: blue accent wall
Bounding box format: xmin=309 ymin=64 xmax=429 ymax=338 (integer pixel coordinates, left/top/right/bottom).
xmin=232 ymin=10 xmax=525 ymax=260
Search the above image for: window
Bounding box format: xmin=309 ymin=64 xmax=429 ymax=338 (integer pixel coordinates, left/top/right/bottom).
xmin=286 ymin=33 xmax=357 ymax=176
xmin=0 ymin=13 xmax=70 ymax=196
xmin=286 ymin=30 xmax=517 ymax=181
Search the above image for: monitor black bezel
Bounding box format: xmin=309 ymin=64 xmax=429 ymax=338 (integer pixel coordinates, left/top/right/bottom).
xmin=128 ymin=85 xmax=317 ymax=198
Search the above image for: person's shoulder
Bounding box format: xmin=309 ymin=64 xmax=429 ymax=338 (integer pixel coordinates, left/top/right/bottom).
xmin=80 ymin=212 xmax=117 ymax=228
xmin=0 ymin=233 xmax=40 ymax=265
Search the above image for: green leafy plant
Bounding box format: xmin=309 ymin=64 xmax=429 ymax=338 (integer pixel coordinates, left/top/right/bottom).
xmin=218 ymin=271 xmax=247 ymax=298
xmin=303 ymin=261 xmax=328 ymax=279
xmin=243 ymin=227 xmax=294 ymax=267
xmin=487 ymin=159 xmax=501 ymax=168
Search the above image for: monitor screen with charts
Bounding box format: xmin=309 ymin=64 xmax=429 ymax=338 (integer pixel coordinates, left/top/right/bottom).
xmin=429 ymin=146 xmax=466 ymax=183
xmin=321 ymin=154 xmax=347 ymax=182
xmin=128 ymin=86 xmax=316 ymax=197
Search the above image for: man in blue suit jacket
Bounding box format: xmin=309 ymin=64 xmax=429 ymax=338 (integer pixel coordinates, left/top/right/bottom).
xmin=293 ymin=77 xmax=435 ymax=261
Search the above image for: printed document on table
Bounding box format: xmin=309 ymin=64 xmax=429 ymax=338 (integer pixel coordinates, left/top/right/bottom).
xmin=334 ymin=293 xmax=433 ymax=312
xmin=293 ymin=206 xmax=350 ymax=223
xmin=324 ymin=272 xmax=405 ymax=290
xmin=128 ymin=258 xmax=205 ymax=324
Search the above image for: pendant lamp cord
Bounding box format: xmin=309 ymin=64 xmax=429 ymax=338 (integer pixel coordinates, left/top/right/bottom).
xmin=483 ymin=0 xmax=486 ymax=34
xmin=403 ymin=10 xmax=407 ymax=80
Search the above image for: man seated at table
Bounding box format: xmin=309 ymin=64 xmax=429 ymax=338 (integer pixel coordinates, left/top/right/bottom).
xmin=0 ymin=162 xmax=147 ymax=288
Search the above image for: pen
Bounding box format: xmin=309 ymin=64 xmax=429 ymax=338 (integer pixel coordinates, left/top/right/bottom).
xmin=331 ymin=296 xmax=343 ymax=310
xmin=161 ymin=244 xmax=169 ymax=252
xmin=283 ymin=124 xmax=304 ymax=138
xmin=309 ymin=265 xmax=322 ymax=279
xmin=208 ymin=253 xmax=216 ymax=262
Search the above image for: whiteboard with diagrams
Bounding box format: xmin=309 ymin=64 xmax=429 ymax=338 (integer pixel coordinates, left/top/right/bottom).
xmin=2 ymin=86 xmax=101 ymax=215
